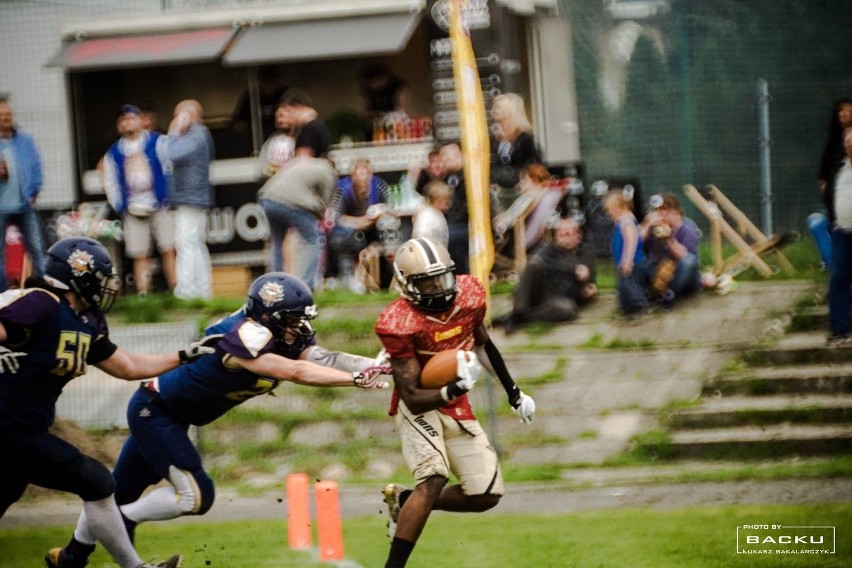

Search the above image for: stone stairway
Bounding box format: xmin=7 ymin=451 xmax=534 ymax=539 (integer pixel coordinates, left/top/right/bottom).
xmin=657 ymin=308 xmax=852 ymax=460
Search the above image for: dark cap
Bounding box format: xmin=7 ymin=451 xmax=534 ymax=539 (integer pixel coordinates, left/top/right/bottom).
xmin=118 ymin=104 xmax=141 ymax=118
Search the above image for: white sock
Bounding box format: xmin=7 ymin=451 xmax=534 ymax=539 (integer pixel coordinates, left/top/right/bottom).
xmin=72 ymin=508 xmax=95 ymax=545
xmin=121 ymin=487 xmax=184 ymax=522
xmin=83 ymin=497 xmax=142 ymax=568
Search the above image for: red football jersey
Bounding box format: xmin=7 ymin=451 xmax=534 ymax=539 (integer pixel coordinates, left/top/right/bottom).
xmin=375 ymin=275 xmax=487 ymax=420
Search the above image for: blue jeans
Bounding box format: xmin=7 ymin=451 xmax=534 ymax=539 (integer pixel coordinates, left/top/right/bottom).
xmin=328 ymin=225 xmax=372 ymax=276
xmin=670 ymin=253 xmax=701 ymax=298
xmin=807 ymin=212 xmax=832 ymax=269
xmin=260 ymin=198 xmax=321 ymax=289
xmin=617 ymin=270 xmax=648 ymax=314
xmin=828 ymin=226 xmax=852 ymax=335
xmin=0 ymin=208 xmax=46 ymax=291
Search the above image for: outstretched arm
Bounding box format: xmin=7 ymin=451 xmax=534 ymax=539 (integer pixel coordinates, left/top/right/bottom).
xmin=301 ymin=344 xmax=389 ymax=374
xmin=235 ymin=351 xmax=386 ymax=388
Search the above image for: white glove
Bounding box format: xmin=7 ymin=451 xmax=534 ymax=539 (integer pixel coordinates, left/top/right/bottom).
xmin=455 ymin=350 xmax=484 ymax=392
xmin=512 ymin=391 xmax=536 ymax=423
xmin=353 ymin=369 xmax=389 ymax=389
xmin=178 ymin=334 xmax=224 ymax=363
xmin=0 ymin=345 xmax=27 ymax=374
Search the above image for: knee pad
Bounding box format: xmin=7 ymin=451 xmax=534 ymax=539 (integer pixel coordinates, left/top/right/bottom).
xmin=75 ymin=456 xmax=116 ymax=501
xmin=168 ymin=465 xmax=215 ymax=515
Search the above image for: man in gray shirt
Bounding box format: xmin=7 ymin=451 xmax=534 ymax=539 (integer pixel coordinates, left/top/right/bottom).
xmin=167 ymin=100 xmax=215 ymax=300
xmin=258 ymin=156 xmax=337 ymax=289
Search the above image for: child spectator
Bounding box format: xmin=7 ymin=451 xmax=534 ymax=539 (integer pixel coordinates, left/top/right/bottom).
xmin=412 ymin=180 xmax=451 ymax=248
xmin=603 ymin=191 xmax=649 ymax=316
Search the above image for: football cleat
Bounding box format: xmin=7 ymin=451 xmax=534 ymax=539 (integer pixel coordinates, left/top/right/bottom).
xmin=137 ymin=555 xmax=183 ymax=568
xmin=382 ymin=483 xmax=407 ymax=540
xmin=45 ymin=547 xmax=86 ymax=568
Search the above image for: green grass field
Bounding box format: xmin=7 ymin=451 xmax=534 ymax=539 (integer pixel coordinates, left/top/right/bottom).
xmin=2 ymin=503 xmax=848 ymax=567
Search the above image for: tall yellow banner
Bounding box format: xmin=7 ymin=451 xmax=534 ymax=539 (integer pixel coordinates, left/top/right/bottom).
xmin=448 ymin=0 xmax=494 ymax=314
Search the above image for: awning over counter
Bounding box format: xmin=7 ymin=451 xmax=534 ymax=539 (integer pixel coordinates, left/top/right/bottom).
xmin=45 ymin=0 xmax=426 ymax=71
xmin=46 ymin=27 xmax=238 ymax=70
xmin=223 ymin=11 xmax=422 ymax=65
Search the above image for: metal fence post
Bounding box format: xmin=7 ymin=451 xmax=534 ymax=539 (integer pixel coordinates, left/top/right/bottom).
xmin=757 ymin=79 xmax=773 ymax=235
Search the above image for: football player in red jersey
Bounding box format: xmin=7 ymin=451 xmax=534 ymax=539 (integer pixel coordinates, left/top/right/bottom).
xmin=375 ymin=237 xmax=535 ymax=568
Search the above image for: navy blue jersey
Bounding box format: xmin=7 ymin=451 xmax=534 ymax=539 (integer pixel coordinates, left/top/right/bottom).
xmin=155 ymin=310 xmax=315 ymax=426
xmin=0 ymin=288 xmax=113 ymax=432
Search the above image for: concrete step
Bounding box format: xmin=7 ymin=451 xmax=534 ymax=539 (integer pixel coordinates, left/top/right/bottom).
xmin=787 ymin=306 xmax=828 ymax=333
xmin=661 ymin=424 xmax=852 ymax=459
xmin=703 ymin=364 xmax=852 ymax=396
xmin=664 ymin=394 xmax=852 ymax=428
xmin=742 ymin=333 xmax=852 ymax=366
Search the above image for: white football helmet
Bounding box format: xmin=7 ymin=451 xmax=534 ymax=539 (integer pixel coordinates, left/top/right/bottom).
xmin=393 ymin=238 xmax=457 ymax=311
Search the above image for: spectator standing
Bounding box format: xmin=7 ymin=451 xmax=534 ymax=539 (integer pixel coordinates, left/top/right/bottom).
xmin=411 ymin=180 xmax=451 ymax=248
xmin=638 ymin=193 xmax=702 ymax=307
xmin=489 ymin=93 xmax=542 ymax=191
xmin=258 ymin=156 xmax=337 ymax=290
xmin=167 ymin=100 xmax=215 ymax=301
xmin=812 ymin=98 xmax=852 ymax=271
xmin=277 ymin=90 xmax=331 ymax=158
xmin=0 ymin=99 xmax=46 ymax=291
xmin=327 ymin=158 xmax=389 ymax=290
xmin=498 ymin=217 xmax=597 ymax=334
xmin=827 ymin=128 xmax=852 ymax=346
xmin=102 ymin=105 xmax=175 ymax=295
xmin=603 ymin=191 xmax=648 ymax=316
xmin=439 ymin=143 xmax=470 ymax=274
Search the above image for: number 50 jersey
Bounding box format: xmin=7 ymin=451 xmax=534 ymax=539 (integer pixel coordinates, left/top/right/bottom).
xmin=0 ymin=288 xmax=115 ymax=433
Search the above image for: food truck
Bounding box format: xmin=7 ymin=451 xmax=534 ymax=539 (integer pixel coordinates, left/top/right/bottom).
xmin=35 ymin=0 xmax=580 ymax=287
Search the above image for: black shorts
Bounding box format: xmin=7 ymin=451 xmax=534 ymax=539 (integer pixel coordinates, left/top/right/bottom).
xmin=0 ymin=429 xmax=114 ymax=517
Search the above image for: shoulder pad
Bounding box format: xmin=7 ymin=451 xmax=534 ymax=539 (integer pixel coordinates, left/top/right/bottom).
xmin=236 ymin=319 xmax=274 ymax=357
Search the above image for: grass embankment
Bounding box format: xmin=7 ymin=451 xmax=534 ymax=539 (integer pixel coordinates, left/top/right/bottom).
xmin=2 ymin=504 xmax=848 ymax=567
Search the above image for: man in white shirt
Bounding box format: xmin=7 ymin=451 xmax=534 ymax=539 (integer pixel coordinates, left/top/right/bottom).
xmin=103 ymin=105 xmax=175 ymax=295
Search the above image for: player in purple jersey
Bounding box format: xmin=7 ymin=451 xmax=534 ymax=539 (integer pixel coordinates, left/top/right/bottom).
xmin=0 ymin=237 xmax=216 ymax=568
xmin=48 ymin=272 xmax=389 ymax=566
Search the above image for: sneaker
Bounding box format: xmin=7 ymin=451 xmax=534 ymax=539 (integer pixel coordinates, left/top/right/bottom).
xmin=137 ymin=555 xmax=183 ymax=568
xmin=827 ymin=333 xmax=850 ymax=347
xmin=45 ymin=548 xmax=86 ymax=568
xmin=382 ymin=483 xmax=406 ymax=539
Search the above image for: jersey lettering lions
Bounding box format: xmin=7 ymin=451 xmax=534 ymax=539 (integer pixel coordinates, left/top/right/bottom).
xmin=375 ymin=275 xmax=486 ymax=420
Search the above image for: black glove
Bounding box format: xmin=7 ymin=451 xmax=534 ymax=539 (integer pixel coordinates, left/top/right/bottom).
xmin=178 ymin=334 xmax=224 ymax=363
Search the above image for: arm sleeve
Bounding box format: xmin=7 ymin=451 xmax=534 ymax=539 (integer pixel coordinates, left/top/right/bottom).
xmin=167 ymin=129 xmax=201 ymax=164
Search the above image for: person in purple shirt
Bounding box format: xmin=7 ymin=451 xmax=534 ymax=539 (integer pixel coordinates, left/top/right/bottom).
xmin=0 ymin=237 xmax=215 ymax=568
xmin=47 ymin=272 xmax=389 ymax=567
xmin=639 ymin=193 xmax=702 ymax=307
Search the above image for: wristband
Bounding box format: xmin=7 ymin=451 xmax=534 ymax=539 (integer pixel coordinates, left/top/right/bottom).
xmin=440 ymin=381 xmax=467 ymax=402
xmin=352 ymin=371 xmax=362 ymax=385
